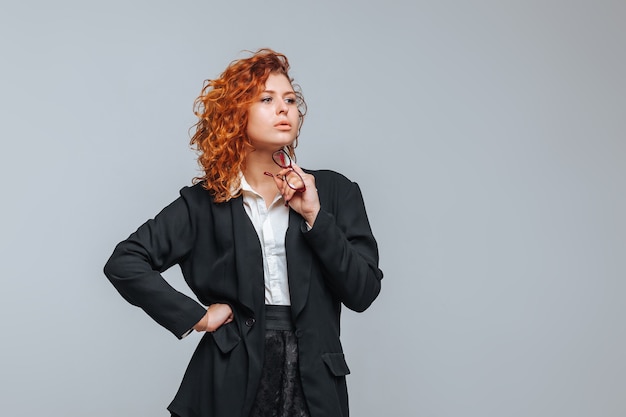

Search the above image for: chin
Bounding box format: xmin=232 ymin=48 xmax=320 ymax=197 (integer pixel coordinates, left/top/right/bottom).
xmin=251 ymin=142 xmax=294 ymax=153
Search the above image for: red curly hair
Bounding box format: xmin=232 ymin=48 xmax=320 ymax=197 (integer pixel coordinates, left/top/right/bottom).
xmin=190 ymin=48 xmax=306 ymax=202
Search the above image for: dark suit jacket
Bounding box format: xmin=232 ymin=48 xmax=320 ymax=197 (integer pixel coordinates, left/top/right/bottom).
xmin=104 ymin=169 xmax=383 ymax=417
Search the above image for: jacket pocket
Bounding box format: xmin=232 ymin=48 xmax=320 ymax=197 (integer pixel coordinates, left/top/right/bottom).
xmin=321 ymin=352 xmax=351 ymax=376
xmin=211 ymin=322 xmax=241 ymax=353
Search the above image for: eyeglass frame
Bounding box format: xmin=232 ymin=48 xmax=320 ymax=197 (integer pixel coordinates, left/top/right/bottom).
xmin=264 ymin=149 xmax=306 ymax=192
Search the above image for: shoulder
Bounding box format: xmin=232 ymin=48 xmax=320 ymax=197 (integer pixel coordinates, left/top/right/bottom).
xmin=178 ymin=181 xmax=217 ymax=210
xmin=179 ymin=181 xmax=210 ymax=197
xmin=304 ymin=169 xmax=364 ymax=208
xmin=304 ymin=168 xmax=354 ymax=189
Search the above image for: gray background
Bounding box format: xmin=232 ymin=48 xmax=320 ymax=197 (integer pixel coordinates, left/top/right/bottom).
xmin=1 ymin=1 xmax=624 ymax=416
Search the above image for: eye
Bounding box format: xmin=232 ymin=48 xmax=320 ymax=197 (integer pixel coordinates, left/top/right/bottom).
xmin=261 ymin=96 xmax=272 ymax=103
xmin=285 ymin=97 xmax=297 ymax=104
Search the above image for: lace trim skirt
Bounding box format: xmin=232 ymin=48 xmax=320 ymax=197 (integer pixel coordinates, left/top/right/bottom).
xmin=248 ymin=305 xmax=310 ymax=417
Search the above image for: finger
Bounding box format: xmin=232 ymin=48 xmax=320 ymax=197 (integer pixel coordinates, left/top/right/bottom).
xmin=276 ymin=167 xmax=292 ymax=177
xmin=283 ymin=188 xmax=296 ymax=206
xmin=272 ymin=174 xmax=284 ymax=190
xmin=289 ymin=162 xmax=306 ymax=176
xmin=289 ymin=163 xmax=314 ymax=183
xmin=278 ymin=179 xmax=289 ymax=199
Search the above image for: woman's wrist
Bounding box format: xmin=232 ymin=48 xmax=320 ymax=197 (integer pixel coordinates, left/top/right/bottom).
xmin=193 ymin=309 xmax=209 ymax=332
xmin=303 ymin=208 xmax=320 ymax=228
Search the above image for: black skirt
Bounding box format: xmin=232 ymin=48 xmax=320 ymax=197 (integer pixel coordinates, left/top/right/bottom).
xmin=171 ymin=306 xmax=310 ymax=417
xmin=248 ymin=305 xmax=310 ymax=417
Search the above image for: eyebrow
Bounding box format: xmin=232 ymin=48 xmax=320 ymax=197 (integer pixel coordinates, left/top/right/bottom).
xmin=262 ymin=89 xmax=296 ymax=96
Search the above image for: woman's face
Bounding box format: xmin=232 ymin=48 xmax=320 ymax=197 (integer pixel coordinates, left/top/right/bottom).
xmin=246 ymin=73 xmax=300 ymax=152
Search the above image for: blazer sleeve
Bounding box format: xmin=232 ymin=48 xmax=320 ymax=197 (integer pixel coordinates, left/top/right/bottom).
xmin=303 ymin=179 xmax=383 ymax=312
xmin=103 ymin=191 xmax=207 ymax=339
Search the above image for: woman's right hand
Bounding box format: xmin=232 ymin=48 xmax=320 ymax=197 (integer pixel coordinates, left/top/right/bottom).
xmin=193 ymin=303 xmax=233 ymax=332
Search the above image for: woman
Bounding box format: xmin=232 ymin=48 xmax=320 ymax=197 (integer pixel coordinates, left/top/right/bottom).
xmin=104 ymin=49 xmax=383 ymax=417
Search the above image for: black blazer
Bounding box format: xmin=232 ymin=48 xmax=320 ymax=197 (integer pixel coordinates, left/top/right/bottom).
xmin=104 ymin=169 xmax=383 ymax=417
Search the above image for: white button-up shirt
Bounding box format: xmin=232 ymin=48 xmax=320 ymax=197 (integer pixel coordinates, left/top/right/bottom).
xmin=239 ymin=175 xmax=291 ymax=305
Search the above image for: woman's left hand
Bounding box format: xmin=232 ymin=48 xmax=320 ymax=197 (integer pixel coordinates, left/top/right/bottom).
xmin=272 ymin=163 xmax=320 ymax=227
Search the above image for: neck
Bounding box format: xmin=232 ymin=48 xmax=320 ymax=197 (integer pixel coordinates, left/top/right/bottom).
xmin=242 ymin=148 xmax=280 ymax=189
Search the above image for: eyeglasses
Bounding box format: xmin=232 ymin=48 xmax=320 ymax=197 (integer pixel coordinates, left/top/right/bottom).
xmin=263 ymin=150 xmax=306 ymax=192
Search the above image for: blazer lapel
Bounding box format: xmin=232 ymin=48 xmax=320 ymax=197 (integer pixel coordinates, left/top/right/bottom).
xmin=286 ymin=210 xmax=312 ymax=319
xmin=228 ymin=197 xmax=265 ymax=314
xmin=222 ymin=198 xmax=313 ymax=320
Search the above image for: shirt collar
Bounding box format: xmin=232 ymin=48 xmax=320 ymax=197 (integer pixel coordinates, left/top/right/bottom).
xmin=237 ymin=172 xmax=254 ymax=194
xmin=237 ymin=172 xmax=284 ymax=205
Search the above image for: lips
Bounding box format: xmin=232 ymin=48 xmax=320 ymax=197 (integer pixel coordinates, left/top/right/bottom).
xmin=274 ymin=121 xmax=292 ymax=129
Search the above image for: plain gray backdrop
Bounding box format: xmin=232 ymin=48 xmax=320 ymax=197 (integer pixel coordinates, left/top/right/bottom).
xmin=1 ymin=1 xmax=625 ymax=416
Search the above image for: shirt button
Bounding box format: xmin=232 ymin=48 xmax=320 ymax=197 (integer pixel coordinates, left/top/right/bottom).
xmin=295 ymin=329 xmax=303 ymax=338
xmin=245 ymin=317 xmax=256 ymax=327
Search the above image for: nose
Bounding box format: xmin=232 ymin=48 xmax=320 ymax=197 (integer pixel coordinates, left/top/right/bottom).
xmin=277 ymin=100 xmax=288 ymax=114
